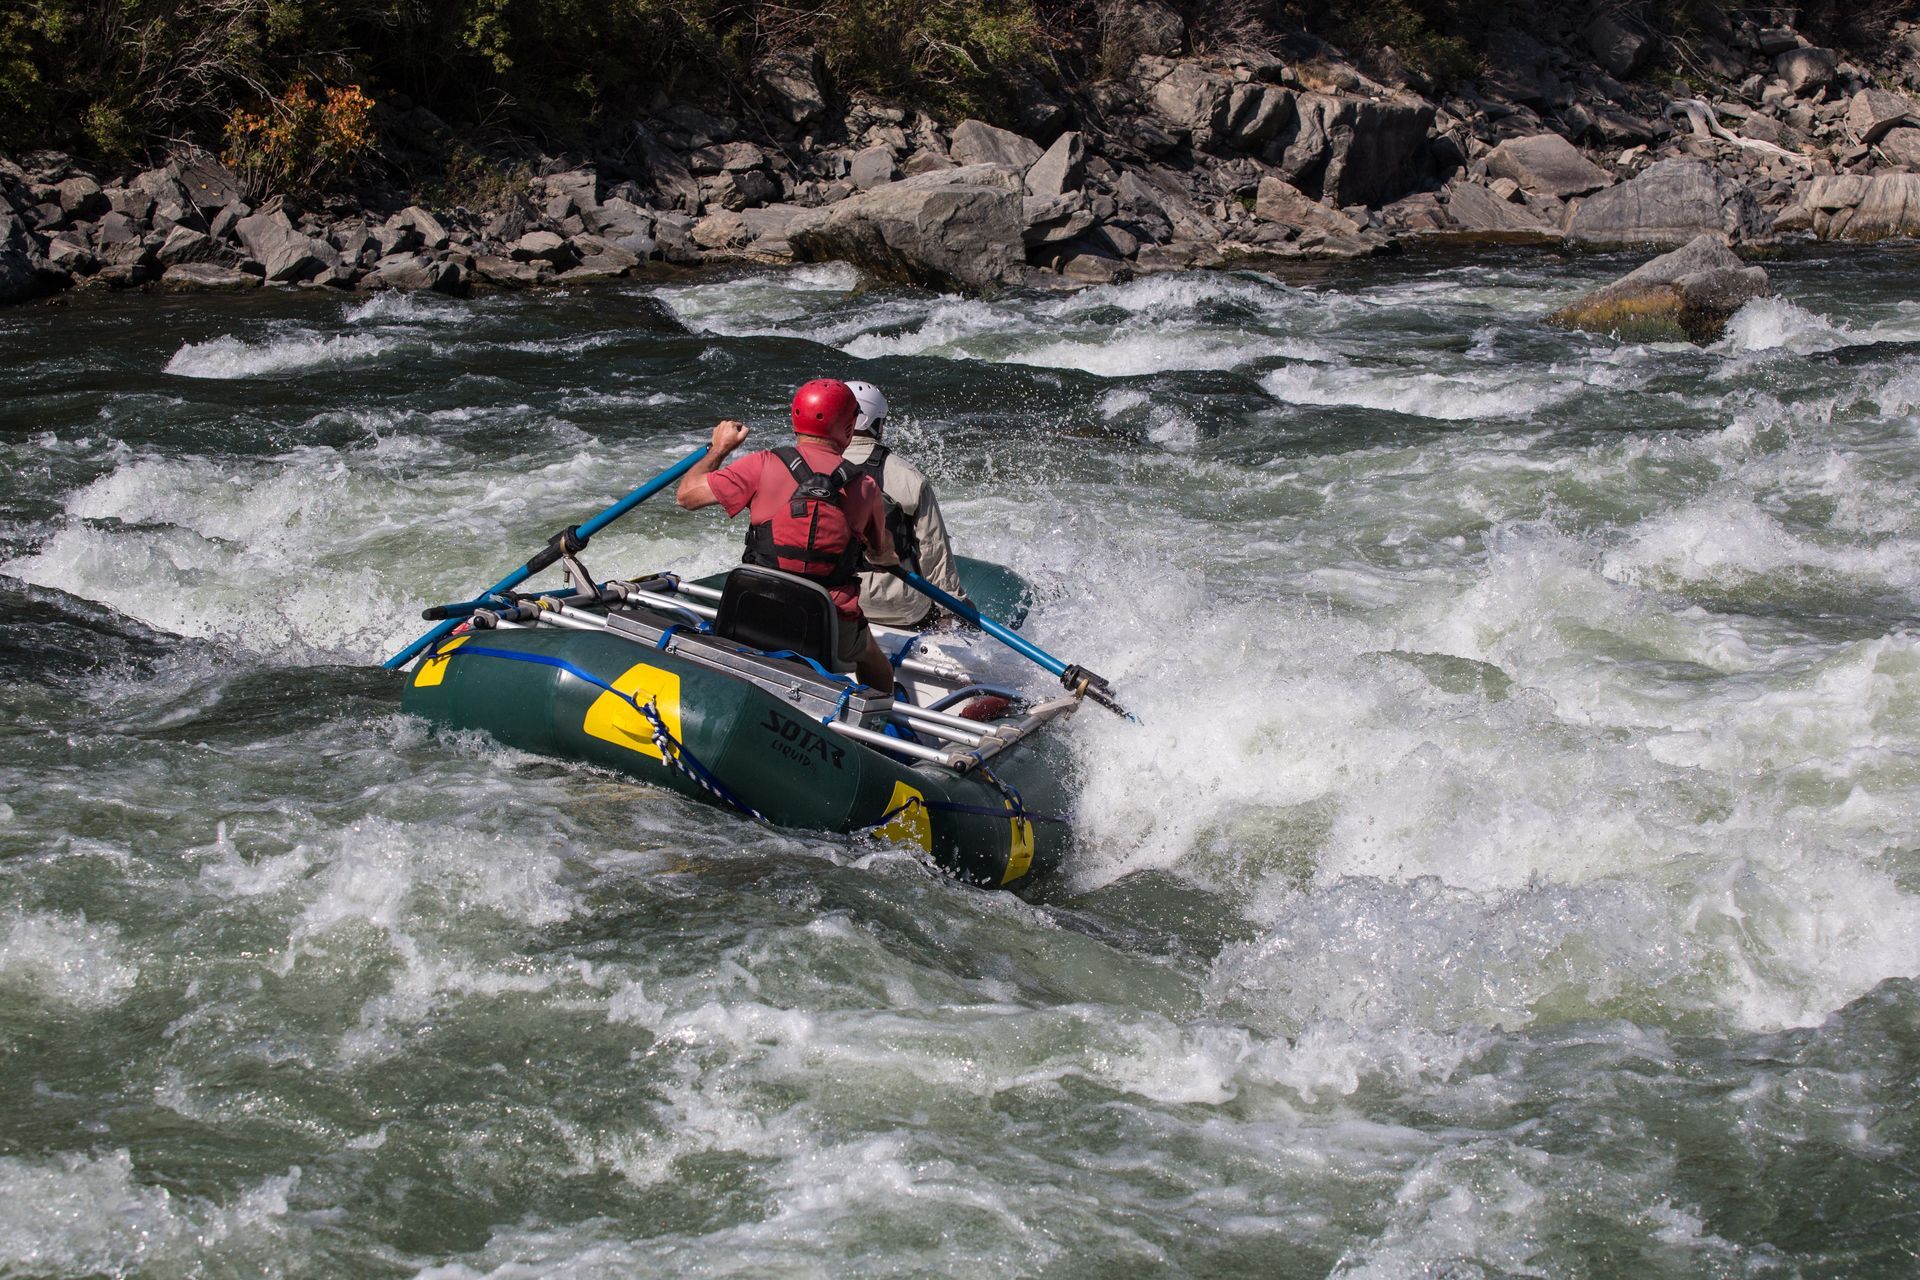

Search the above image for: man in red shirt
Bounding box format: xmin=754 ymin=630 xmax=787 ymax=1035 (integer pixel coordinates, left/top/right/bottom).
xmin=676 ymin=379 xmax=901 ymax=694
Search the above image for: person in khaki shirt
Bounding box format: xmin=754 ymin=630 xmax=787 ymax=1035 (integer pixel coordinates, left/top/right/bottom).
xmin=840 ymin=380 xmax=974 ymax=629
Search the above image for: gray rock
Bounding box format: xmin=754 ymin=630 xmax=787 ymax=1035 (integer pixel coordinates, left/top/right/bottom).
xmin=539 ymin=169 xmax=600 ymax=211
xmin=1847 ymin=88 xmax=1920 ymax=145
xmin=1025 ymin=132 xmax=1087 ymax=198
xmin=44 ymin=234 xmax=95 ymax=275
xmin=690 ymin=142 xmax=767 ymax=174
xmin=1756 ymin=27 xmax=1800 ymax=57
xmin=1777 ymin=173 xmax=1920 ymax=238
xmin=630 ymin=126 xmax=702 ymax=214
xmin=1776 ymin=47 xmax=1838 ymax=96
xmin=160 ymin=262 xmax=260 ymax=291
xmin=1226 ymin=84 xmax=1295 ymax=149
xmin=1486 ymin=134 xmax=1612 ymax=198
xmin=1586 ymin=14 xmax=1654 ymax=79
xmin=208 ymin=203 xmax=246 ymax=242
xmin=1878 ymin=127 xmax=1920 ymax=169
xmin=1567 ymin=159 xmax=1769 ymax=246
xmin=1438 ymin=183 xmax=1557 ymax=236
xmin=233 ymin=210 xmax=334 ymax=281
xmin=1148 ymin=64 xmax=1232 ymax=141
xmin=787 ymin=178 xmax=1024 ymax=293
xmin=105 ymin=185 xmax=155 ymax=225
xmin=157 ymin=225 xmax=227 ymax=266
xmin=475 ymin=255 xmax=547 ymax=288
xmin=372 ymin=224 xmax=420 ymax=258
xmin=761 ymin=48 xmax=826 ymax=124
xmin=1253 ymin=177 xmax=1361 ymax=235
xmin=582 ymin=198 xmax=653 ymax=239
xmin=704 ymin=169 xmax=779 ymax=211
xmin=1548 ymin=233 xmax=1771 ymax=341
xmin=510 ymin=231 xmax=577 ymax=267
xmin=95 ymin=212 xmax=141 ymax=246
xmin=1022 ymin=194 xmax=1095 ymax=245
xmin=850 ymin=146 xmax=899 ymax=191
xmin=692 ymin=211 xmax=753 ymax=249
xmin=950 ymin=120 xmax=1043 ymax=170
xmin=174 ymin=154 xmax=246 ymax=212
xmin=399 ymin=206 xmax=451 ymax=250
xmin=652 ymin=212 xmax=705 ymax=264
xmin=54 ymin=176 xmax=108 ymax=223
xmin=1274 ymin=93 xmax=1437 ymax=208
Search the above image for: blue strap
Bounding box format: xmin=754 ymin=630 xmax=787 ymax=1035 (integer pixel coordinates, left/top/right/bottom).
xmin=890 ymin=633 xmax=924 ymax=669
xmin=452 ymin=645 xmax=637 ymax=706
xmin=822 ymin=685 xmax=853 ymax=725
xmin=753 ymin=648 xmax=856 ymax=684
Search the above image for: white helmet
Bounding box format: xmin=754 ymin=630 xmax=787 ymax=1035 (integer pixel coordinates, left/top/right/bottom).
xmin=845 ymin=380 xmax=889 ymax=437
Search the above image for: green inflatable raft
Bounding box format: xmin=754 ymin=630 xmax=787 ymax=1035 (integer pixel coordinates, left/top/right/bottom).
xmin=399 ymin=557 xmax=1080 ymax=890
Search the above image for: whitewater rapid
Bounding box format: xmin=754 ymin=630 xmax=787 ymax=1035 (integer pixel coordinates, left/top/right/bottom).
xmin=4 ymin=249 xmax=1919 ymax=1276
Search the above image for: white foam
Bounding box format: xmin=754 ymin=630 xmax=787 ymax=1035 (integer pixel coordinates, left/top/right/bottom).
xmin=164 ymin=331 xmax=404 ymax=379
xmin=0 ymin=910 xmax=138 ymax=1008
xmin=1261 ymin=360 xmax=1583 ymax=420
xmin=0 ymin=1150 xmax=303 ymax=1275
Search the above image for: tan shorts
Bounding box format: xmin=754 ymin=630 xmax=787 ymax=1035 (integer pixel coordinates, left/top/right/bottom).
xmin=834 ymin=613 xmax=875 ymax=667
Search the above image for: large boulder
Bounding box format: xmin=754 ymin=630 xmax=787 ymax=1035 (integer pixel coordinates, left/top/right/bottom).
xmin=1547 ymin=233 xmax=1770 ymax=342
xmin=1585 ymin=13 xmax=1654 ymax=79
xmin=761 ymin=48 xmax=826 ymax=124
xmin=1274 ymin=94 xmax=1437 ymax=207
xmin=949 ymin=119 xmax=1043 ymax=170
xmin=1847 ymin=89 xmax=1920 ymax=146
xmin=1776 ymin=174 xmax=1920 ymax=239
xmin=1566 ymin=159 xmax=1768 ymax=247
xmin=1146 ymin=63 xmax=1232 ymax=142
xmin=786 ymin=174 xmax=1024 ymax=293
xmin=0 ymin=208 xmax=46 ymax=303
xmin=1486 ymin=134 xmax=1611 ymax=199
xmin=1434 ymin=183 xmax=1558 ymax=238
xmin=1776 ymin=47 xmax=1838 ymax=97
xmin=232 ymin=210 xmax=336 ymax=282
xmin=1025 ymin=132 xmax=1088 ymax=197
xmin=1253 ymin=177 xmax=1361 ymax=236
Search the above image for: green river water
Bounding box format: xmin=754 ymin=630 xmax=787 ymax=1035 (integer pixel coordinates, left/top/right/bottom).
xmin=2 ymin=248 xmax=1919 ymax=1277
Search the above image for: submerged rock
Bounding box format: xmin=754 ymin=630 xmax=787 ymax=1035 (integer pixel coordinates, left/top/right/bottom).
xmin=1548 ymin=233 xmax=1770 ymax=342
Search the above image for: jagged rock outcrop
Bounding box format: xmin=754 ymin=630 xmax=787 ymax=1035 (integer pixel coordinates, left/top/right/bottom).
xmin=1567 ymin=160 xmax=1770 ymax=247
xmin=1548 ymin=233 xmax=1771 ymax=342
xmin=1777 ymin=174 xmax=1920 ymax=239
xmin=787 ymin=166 xmax=1024 ymax=293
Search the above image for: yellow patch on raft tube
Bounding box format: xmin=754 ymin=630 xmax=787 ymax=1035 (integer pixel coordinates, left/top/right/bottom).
xmin=582 ymin=663 xmax=683 ymax=761
xmin=1003 ymin=816 xmax=1035 ymax=884
xmin=877 ymin=781 xmax=932 ymax=852
xmin=412 ymin=635 xmax=471 ymax=688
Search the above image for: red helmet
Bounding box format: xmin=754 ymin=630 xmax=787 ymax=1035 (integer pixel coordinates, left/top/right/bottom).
xmin=790 ymin=379 xmax=858 ymax=446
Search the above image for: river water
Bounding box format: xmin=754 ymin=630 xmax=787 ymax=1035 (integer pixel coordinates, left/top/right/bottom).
xmin=3 ymin=248 xmax=1920 ymax=1277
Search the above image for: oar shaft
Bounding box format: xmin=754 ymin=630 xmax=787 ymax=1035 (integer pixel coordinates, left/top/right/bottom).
xmin=885 ymin=566 xmax=1135 ymax=722
xmin=383 ymin=445 xmax=709 ymax=671
xmin=886 ymin=567 xmax=1065 ymax=676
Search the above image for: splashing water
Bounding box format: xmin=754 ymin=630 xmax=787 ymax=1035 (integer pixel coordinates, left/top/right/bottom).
xmin=4 ymin=249 xmax=1920 ymax=1276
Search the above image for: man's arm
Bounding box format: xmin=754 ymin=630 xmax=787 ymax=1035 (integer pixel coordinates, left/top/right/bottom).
xmin=676 ymin=420 xmax=750 ymax=509
xmin=853 ymin=475 xmax=899 ymax=567
xmin=914 ymin=485 xmax=969 ymax=601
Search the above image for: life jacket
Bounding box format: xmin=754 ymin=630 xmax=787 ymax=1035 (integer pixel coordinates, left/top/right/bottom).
xmin=848 ymin=443 xmax=922 ymax=574
xmin=742 ymin=447 xmax=865 ymax=587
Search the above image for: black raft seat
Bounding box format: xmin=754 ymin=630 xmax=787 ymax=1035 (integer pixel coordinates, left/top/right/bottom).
xmin=710 ymin=565 xmax=855 ymax=674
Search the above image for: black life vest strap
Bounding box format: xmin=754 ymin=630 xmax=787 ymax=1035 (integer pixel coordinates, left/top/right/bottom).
xmin=744 ymin=447 xmax=864 ymax=587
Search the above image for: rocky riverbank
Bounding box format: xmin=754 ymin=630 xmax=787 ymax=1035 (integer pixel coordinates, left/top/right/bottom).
xmin=6 ymin=4 xmax=1920 ymax=309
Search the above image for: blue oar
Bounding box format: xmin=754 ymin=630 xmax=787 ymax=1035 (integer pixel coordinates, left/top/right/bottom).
xmin=886 ymin=566 xmax=1135 ymax=722
xmin=383 ymin=446 xmax=709 ymax=670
